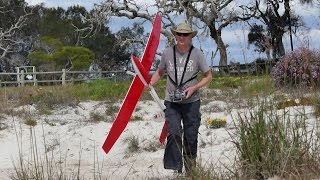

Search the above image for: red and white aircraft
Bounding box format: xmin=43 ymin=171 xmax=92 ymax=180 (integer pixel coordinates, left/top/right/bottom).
xmin=102 ymin=12 xmax=167 ymax=154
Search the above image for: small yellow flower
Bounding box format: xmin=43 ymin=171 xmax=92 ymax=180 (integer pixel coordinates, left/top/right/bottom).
xmin=207 ymin=117 xmax=227 ymax=129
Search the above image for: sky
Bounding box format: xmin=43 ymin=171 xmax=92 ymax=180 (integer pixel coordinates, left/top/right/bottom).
xmin=25 ymin=0 xmax=102 ymax=10
xmin=25 ymin=0 xmax=320 ymax=65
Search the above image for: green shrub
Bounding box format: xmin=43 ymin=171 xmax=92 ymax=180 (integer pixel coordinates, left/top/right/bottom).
xmin=125 ymin=136 xmax=140 ymax=154
xmin=89 ymin=112 xmax=104 ymax=122
xmin=24 ymin=119 xmax=37 ymax=126
xmin=209 ymin=76 xmax=244 ymax=89
xmin=77 ymin=79 xmax=129 ymax=101
xmin=232 ymin=101 xmax=320 ymax=179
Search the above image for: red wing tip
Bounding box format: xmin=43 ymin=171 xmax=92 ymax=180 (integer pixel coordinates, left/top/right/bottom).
xmin=102 ymin=145 xmax=111 ymax=154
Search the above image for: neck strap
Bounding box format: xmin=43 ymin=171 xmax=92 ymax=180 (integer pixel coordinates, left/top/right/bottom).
xmin=173 ymin=45 xmax=194 ymax=88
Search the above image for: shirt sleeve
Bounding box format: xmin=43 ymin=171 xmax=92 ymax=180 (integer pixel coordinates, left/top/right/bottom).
xmin=158 ymin=47 xmax=170 ymax=70
xmin=197 ymin=49 xmax=211 ymax=73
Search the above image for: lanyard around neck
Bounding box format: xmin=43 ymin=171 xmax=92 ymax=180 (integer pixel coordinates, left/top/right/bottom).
xmin=173 ymin=45 xmax=194 ymax=88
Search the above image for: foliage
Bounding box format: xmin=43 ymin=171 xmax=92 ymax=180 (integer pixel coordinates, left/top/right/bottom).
xmin=28 ymin=36 xmax=61 ymax=71
xmin=38 ymin=6 xmax=131 ymax=71
xmin=24 ymin=119 xmax=37 ymax=126
xmin=26 ymin=80 xmax=129 ymax=107
xmin=84 ymin=26 xmax=131 ymax=71
xmin=208 ymin=75 xmax=274 ymax=98
xmin=240 ymin=75 xmax=274 ymax=97
xmin=248 ymin=24 xmax=270 ymax=53
xmin=116 ymin=22 xmax=145 ymax=58
xmin=29 ymin=37 xmax=94 ymax=71
xmin=25 ymin=86 xmax=78 ymax=109
xmin=271 ymin=47 xmax=320 ymax=87
xmin=232 ymin=101 xmax=320 ymax=179
xmin=0 ymin=79 xmax=131 ymax=113
xmin=206 ymin=117 xmax=227 ymax=129
xmin=276 ymin=97 xmax=315 ymax=109
xmin=77 ymin=79 xmax=129 ymax=101
xmin=89 ymin=112 xmax=105 ymax=123
xmin=208 ymin=76 xmax=244 ymax=89
xmin=27 ymin=51 xmax=55 ymax=71
xmin=40 ymin=36 xmax=64 ymax=51
xmin=0 ymin=0 xmax=37 ymax=70
xmin=125 ymin=136 xmax=140 ymax=154
xmin=38 ymin=6 xmax=80 ymax=45
xmin=254 ymin=0 xmax=302 ymax=59
xmin=53 ymin=46 xmax=94 ymax=70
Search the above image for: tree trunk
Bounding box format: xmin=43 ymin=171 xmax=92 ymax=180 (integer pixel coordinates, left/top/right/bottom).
xmin=208 ymin=25 xmax=228 ymax=73
xmin=276 ymin=36 xmax=285 ymax=57
xmin=272 ymin=34 xmax=285 ymax=59
xmin=217 ymin=35 xmax=228 ymax=67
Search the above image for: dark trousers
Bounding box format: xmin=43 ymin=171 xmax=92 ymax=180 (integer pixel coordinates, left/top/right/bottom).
xmin=163 ymin=100 xmax=201 ymax=172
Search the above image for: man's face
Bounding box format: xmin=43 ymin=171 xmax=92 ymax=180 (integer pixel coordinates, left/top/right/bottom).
xmin=175 ymin=32 xmax=192 ymax=46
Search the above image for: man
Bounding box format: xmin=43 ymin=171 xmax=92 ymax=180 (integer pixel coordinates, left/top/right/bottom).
xmin=149 ymin=23 xmax=212 ymax=175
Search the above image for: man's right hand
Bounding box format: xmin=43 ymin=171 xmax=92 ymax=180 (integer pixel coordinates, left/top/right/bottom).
xmin=145 ymin=83 xmax=152 ymax=91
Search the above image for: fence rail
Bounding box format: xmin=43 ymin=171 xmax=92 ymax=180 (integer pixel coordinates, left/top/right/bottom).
xmin=0 ymin=62 xmax=277 ymax=87
xmin=0 ymin=69 xmax=130 ymax=87
xmin=211 ymin=62 xmax=277 ymax=75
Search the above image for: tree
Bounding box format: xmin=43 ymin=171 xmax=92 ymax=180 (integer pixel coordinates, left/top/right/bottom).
xmin=53 ymin=46 xmax=93 ymax=71
xmin=38 ymin=7 xmax=78 ymax=45
xmin=169 ymin=0 xmax=256 ymax=67
xmin=248 ymin=24 xmax=272 ymax=61
xmin=253 ymin=0 xmax=302 ymax=59
xmin=28 ymin=36 xmax=94 ymax=71
xmin=81 ymin=25 xmax=131 ymax=71
xmin=116 ymin=22 xmax=145 ymax=58
xmin=38 ymin=5 xmax=131 ymax=71
xmin=0 ymin=0 xmax=35 ymax=71
xmin=89 ymin=0 xmax=256 ymax=69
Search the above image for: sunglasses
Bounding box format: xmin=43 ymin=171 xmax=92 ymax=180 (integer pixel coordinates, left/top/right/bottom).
xmin=176 ymin=32 xmax=191 ymax=37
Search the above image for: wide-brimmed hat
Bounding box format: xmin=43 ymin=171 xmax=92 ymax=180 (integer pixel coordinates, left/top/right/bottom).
xmin=170 ymin=23 xmax=197 ymax=38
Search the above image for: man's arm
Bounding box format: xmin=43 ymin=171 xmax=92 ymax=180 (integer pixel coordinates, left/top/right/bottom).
xmin=185 ymin=70 xmax=212 ymax=98
xmin=150 ymin=68 xmax=165 ymax=86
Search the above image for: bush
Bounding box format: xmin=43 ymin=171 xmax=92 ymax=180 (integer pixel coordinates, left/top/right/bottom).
xmin=271 ymin=47 xmax=320 ymax=87
xmin=232 ymin=101 xmax=320 ymax=179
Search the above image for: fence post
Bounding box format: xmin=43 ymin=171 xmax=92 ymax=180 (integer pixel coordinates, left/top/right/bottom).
xmin=62 ymin=69 xmax=66 ymax=85
xmin=33 ymin=71 xmax=38 ymax=86
xmin=98 ymin=69 xmax=102 ymax=79
xmin=20 ymin=70 xmax=25 ymax=87
xmin=16 ymin=67 xmax=20 ymax=86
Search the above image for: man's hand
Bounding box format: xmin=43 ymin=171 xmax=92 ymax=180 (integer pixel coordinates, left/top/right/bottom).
xmin=184 ymin=86 xmax=197 ymax=99
xmin=144 ymin=83 xmax=152 ymax=91
xmin=184 ymin=70 xmax=212 ymax=98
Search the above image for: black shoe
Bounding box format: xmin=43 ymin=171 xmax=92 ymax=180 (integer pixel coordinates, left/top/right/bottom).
xmin=173 ymin=169 xmax=182 ymax=175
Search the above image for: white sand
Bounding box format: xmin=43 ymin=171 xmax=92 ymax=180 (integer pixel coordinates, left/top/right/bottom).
xmin=0 ymin=96 xmax=315 ymax=179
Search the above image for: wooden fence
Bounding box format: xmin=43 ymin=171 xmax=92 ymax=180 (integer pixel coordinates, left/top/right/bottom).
xmin=211 ymin=62 xmax=277 ymax=75
xmin=0 ymin=62 xmax=276 ymax=87
xmin=0 ymin=69 xmax=130 ymax=87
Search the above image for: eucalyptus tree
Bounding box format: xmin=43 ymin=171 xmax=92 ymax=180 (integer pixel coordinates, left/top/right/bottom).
xmin=0 ymin=0 xmax=36 ymax=71
xmin=34 ymin=5 xmax=131 ymax=71
xmin=83 ymin=25 xmax=131 ymax=71
xmin=88 ymin=0 xmax=256 ymax=68
xmin=252 ymin=0 xmax=303 ymax=60
xmin=38 ymin=7 xmax=80 ymax=46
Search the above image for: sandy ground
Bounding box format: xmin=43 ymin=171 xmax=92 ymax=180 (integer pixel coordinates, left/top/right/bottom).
xmin=0 ymin=94 xmax=314 ymax=179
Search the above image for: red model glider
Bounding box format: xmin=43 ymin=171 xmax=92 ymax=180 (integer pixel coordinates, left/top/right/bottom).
xmin=102 ymin=12 xmax=162 ymax=154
